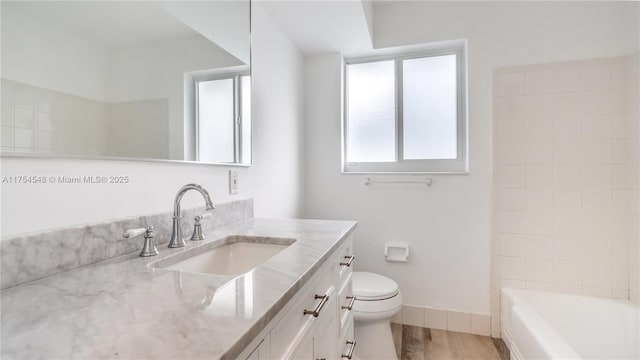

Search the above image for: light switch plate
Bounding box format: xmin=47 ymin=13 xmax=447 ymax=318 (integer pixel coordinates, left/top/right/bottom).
xmin=229 ymin=170 xmax=238 ymax=194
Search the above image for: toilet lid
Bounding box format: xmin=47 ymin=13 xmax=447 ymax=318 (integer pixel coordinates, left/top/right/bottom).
xmin=352 ymin=272 xmax=399 ymax=300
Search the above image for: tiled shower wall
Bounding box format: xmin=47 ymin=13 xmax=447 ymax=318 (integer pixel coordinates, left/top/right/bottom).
xmin=1 ymin=79 xmax=170 ymax=158
xmin=1 ymin=79 xmax=109 ymax=155
xmin=491 ymin=54 xmax=640 ymax=336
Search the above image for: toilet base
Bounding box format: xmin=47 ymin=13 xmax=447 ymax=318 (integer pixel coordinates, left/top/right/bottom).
xmin=354 ymin=319 xmax=398 ymax=360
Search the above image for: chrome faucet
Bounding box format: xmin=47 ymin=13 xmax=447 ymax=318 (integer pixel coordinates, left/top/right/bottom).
xmin=168 ymin=183 xmax=215 ymax=248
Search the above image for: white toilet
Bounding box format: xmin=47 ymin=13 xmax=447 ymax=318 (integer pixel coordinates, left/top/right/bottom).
xmin=352 ymin=271 xmax=403 ymax=360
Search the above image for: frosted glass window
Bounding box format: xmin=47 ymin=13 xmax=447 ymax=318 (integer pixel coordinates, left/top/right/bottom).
xmin=346 ymin=60 xmax=396 ymax=162
xmin=343 ymin=46 xmax=467 ymax=173
xmin=403 ymin=55 xmax=458 ymax=159
xmin=198 ymin=78 xmax=234 ymax=163
xmin=241 ymin=75 xmax=251 ymax=164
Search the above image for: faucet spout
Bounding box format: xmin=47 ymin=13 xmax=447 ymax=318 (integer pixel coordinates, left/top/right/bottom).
xmin=168 ymin=183 xmax=215 ymax=248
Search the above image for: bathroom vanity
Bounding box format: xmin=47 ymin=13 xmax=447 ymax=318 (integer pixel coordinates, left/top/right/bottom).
xmin=0 ymin=217 xmax=357 ymax=359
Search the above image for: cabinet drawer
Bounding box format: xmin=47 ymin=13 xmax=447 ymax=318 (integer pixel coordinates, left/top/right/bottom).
xmin=339 ymin=319 xmax=356 ymax=360
xmin=271 ymin=264 xmax=335 ymax=359
xmin=337 ymin=237 xmax=354 ymax=289
xmin=338 ymin=273 xmax=354 ymax=337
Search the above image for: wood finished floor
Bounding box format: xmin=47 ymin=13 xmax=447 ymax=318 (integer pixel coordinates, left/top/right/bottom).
xmin=390 ymin=323 xmax=510 ymax=360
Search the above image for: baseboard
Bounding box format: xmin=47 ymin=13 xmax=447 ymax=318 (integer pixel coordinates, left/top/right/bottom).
xmin=391 ymin=304 xmax=491 ymax=337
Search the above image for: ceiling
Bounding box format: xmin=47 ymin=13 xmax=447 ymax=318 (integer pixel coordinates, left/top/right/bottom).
xmin=258 ymin=0 xmax=374 ymax=56
xmin=3 ymin=1 xmax=200 ymax=50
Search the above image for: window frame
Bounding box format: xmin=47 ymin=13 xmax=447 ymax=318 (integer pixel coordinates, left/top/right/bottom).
xmin=342 ymin=46 xmax=468 ymax=174
xmin=193 ymin=72 xmax=250 ymax=164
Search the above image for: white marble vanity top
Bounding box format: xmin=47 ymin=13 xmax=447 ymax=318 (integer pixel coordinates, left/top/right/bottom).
xmin=0 ymin=218 xmax=357 ymax=359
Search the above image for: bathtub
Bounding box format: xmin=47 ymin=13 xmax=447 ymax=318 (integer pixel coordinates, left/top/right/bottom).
xmin=501 ymin=288 xmax=639 ymax=359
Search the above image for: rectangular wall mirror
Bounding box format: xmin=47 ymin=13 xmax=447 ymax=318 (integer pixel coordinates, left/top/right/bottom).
xmin=0 ymin=0 xmax=252 ymax=165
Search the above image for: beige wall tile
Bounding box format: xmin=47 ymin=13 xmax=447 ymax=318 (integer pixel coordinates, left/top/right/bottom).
xmin=497 ymin=72 xmax=525 ymax=96
xmin=582 ymin=165 xmax=612 ymax=188
xmin=525 ymin=141 xmax=553 ymax=164
xmin=553 ymin=66 xmax=582 ymax=93
xmin=554 ymin=260 xmax=582 ymax=285
xmin=582 ymin=115 xmax=611 ymax=139
xmin=526 ymin=258 xmax=553 ymax=282
xmin=447 ymin=311 xmax=471 ymax=333
xmin=582 ymin=63 xmax=612 ymax=91
xmin=494 ymin=56 xmax=637 ymax=317
xmin=525 ymin=70 xmax=553 ymax=95
xmin=525 ymin=165 xmax=553 ymax=188
xmin=500 ymin=234 xmax=526 ymax=257
xmin=498 ymin=118 xmax=525 ymax=141
xmin=1 ymin=107 xmax=14 ymax=127
xmin=582 ymin=286 xmax=612 ymax=298
xmin=500 ymin=189 xmax=525 ymax=211
xmin=525 ymin=117 xmax=553 ymax=141
xmin=581 ymin=140 xmax=612 ymax=164
xmin=402 ymin=304 xmax=425 ymax=328
xmin=501 ymin=256 xmax=526 ymax=280
xmin=583 ymin=262 xmax=613 ymax=288
xmin=553 ymin=140 xmax=582 ymax=164
xmin=500 ymin=142 xmax=525 ymax=165
xmin=582 ymin=189 xmax=612 ymax=213
xmin=553 ymin=92 xmax=583 ymax=117
xmin=583 ymin=91 xmax=612 ymax=116
xmin=499 ymin=211 xmax=525 ymax=234
xmin=425 ymin=307 xmax=447 ymax=330
xmin=526 ymin=235 xmax=554 ymax=259
xmin=525 ymin=189 xmax=553 ymax=212
xmin=500 ymin=165 xmax=526 ymax=187
xmin=554 ymin=116 xmax=581 ymax=140
xmin=1 ymin=126 xmax=14 ymax=148
xmin=583 ymin=237 xmax=612 ymax=263
xmin=497 ymin=96 xmax=527 ymax=119
xmin=471 ymin=314 xmax=491 ymax=336
xmin=553 ymin=237 xmax=582 ymax=261
xmin=552 ymin=212 xmax=582 ymax=237
xmin=554 ymin=189 xmax=582 ymax=212
xmin=525 ymin=212 xmax=553 ymax=235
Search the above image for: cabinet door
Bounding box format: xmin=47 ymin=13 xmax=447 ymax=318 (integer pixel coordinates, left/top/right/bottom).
xmin=289 ymin=332 xmax=314 ymax=360
xmin=245 ymin=337 xmax=269 ymax=360
xmin=313 ymin=309 xmax=338 ymax=360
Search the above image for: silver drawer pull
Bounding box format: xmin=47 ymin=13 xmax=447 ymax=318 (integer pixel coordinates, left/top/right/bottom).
xmin=341 ymin=295 xmax=356 ymax=311
xmin=340 ymin=255 xmax=355 ymax=267
xmin=341 ymin=340 xmax=356 ymax=359
xmin=303 ymin=294 xmax=329 ymax=317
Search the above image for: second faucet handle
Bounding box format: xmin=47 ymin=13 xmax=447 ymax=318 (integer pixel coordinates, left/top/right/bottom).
xmin=190 ymin=213 xmax=212 ymax=241
xmin=123 ymin=226 xmax=159 ymax=257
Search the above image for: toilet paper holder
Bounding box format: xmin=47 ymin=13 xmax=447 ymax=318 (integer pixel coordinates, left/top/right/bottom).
xmin=385 ymin=243 xmax=409 ymax=262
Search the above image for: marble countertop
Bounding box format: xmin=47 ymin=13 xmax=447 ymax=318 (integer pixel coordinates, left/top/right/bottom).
xmin=1 ymin=218 xmax=357 ymax=359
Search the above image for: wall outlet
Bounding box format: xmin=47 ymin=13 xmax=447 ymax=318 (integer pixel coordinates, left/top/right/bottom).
xmin=229 ymin=170 xmax=238 ymax=194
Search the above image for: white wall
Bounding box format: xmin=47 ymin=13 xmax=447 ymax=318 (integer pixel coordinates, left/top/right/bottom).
xmin=249 ymin=4 xmax=306 ymax=219
xmin=305 ymin=1 xmax=635 ymax=315
xmin=1 ymin=6 xmax=109 ymax=102
xmin=0 ymin=5 xmax=306 ymax=237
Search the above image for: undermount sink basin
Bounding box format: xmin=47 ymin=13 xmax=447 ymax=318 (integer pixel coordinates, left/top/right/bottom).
xmin=156 ymin=236 xmax=295 ymax=276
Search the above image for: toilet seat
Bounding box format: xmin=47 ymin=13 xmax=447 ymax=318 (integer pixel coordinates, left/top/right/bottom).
xmin=352 ymin=272 xmax=399 ymax=300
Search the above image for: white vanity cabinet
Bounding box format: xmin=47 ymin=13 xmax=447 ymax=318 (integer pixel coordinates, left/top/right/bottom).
xmin=239 ymin=236 xmax=355 ymax=360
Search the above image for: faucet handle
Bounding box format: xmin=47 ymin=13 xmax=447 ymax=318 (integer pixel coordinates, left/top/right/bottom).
xmin=190 ymin=213 xmax=212 ymax=241
xmin=123 ymin=226 xmax=159 ymax=257
xmin=123 ymin=227 xmax=147 ymax=239
xmin=195 ymin=212 xmax=213 ymax=222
